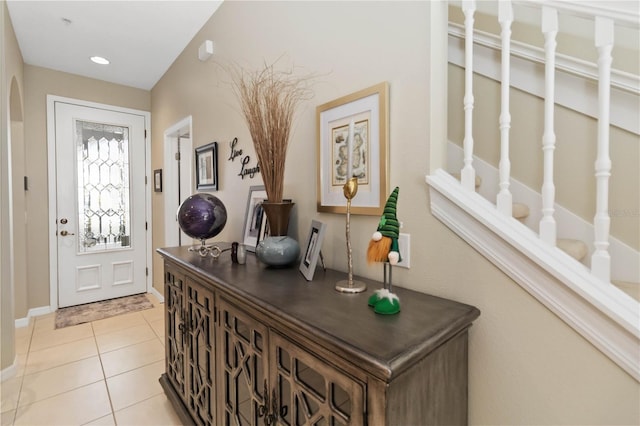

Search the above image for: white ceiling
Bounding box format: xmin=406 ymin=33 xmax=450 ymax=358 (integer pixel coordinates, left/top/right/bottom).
xmin=6 ymin=1 xmax=223 ymax=90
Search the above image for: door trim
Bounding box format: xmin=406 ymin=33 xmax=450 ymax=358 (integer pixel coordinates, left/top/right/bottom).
xmin=46 ymin=95 xmax=152 ymax=309
xmin=163 ymin=116 xmax=193 ymax=247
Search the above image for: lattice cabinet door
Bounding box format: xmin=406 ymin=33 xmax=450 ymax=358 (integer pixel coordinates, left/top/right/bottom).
xmin=270 ymin=332 xmax=365 ymax=426
xmin=164 ymin=265 xmax=186 ymax=402
xmin=217 ymin=298 xmax=270 ymax=426
xmin=185 ymin=278 xmax=216 ymax=425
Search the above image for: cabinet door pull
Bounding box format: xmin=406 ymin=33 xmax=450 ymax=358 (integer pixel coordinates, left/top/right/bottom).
xmin=258 ymin=380 xmax=269 ymax=420
xmin=271 ymin=388 xmax=279 ymax=420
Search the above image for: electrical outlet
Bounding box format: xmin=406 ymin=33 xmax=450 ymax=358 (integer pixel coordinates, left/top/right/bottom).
xmin=396 ymin=233 xmax=410 ymax=269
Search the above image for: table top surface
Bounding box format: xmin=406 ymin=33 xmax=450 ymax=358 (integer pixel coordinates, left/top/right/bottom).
xmin=159 ymin=244 xmax=480 ymax=380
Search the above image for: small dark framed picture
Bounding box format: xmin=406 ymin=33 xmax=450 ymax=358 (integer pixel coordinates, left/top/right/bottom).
xmin=299 ymin=220 xmax=327 ymax=281
xmin=154 ymin=169 xmax=162 ymax=192
xmin=195 ymin=141 xmax=218 ymax=191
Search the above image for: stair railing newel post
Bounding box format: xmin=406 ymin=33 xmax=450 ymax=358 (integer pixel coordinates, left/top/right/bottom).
xmin=592 ymin=17 xmax=614 ymax=282
xmin=539 ymin=6 xmax=558 ymax=246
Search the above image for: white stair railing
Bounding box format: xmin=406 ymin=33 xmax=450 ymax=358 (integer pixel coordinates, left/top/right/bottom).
xmin=429 ymin=0 xmax=639 ymax=381
xmin=496 ymin=0 xmax=513 ymax=216
xmin=592 ymin=17 xmax=614 ymax=282
xmin=539 ymin=6 xmax=558 ymax=246
xmin=461 ymin=0 xmax=477 ymax=191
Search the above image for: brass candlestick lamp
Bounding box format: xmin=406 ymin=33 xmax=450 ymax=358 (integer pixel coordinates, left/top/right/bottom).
xmin=335 ymin=177 xmax=367 ymax=293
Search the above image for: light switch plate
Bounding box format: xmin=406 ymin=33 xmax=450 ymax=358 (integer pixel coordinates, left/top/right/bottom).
xmin=397 ymin=233 xmax=410 ymax=269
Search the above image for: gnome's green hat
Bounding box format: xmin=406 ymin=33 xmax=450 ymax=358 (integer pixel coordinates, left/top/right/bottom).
xmin=376 ymin=187 xmax=400 ymax=239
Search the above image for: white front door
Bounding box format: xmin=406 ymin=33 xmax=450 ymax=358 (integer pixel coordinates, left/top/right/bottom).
xmin=53 ymin=100 xmax=147 ymax=308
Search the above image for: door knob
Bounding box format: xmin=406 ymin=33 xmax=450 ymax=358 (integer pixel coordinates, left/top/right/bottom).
xmin=60 ymin=230 xmax=75 ymax=236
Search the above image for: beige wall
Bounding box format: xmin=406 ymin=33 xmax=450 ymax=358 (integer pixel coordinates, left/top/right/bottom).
xmin=22 ymin=66 xmax=150 ymax=312
xmin=150 ymin=1 xmax=639 ymax=424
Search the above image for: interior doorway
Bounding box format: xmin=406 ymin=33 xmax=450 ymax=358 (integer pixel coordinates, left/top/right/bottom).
xmin=163 ymin=117 xmax=193 ymax=247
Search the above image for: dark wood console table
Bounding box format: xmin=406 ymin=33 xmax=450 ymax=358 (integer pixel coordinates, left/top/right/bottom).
xmin=157 ymin=245 xmax=480 ymax=425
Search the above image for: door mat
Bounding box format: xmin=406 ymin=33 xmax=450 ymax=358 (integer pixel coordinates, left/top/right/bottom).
xmin=55 ymin=293 xmax=154 ymax=329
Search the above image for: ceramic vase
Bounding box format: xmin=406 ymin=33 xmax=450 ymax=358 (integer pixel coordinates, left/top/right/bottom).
xmin=256 ymin=202 xmax=300 ymax=267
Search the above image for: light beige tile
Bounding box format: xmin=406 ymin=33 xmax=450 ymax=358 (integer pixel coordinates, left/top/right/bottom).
xmin=0 ymin=409 xmax=15 ymax=426
xmin=14 ymin=353 xmax=27 ymax=377
xmin=141 ymin=305 xmax=163 ymax=323
xmin=82 ymin=413 xmax=115 ymax=426
xmin=0 ymin=376 xmax=22 ymax=413
xmin=149 ymin=318 xmax=165 ymax=340
xmin=25 ymin=337 xmax=98 ymax=375
xmin=14 ymin=334 xmax=31 ymax=356
xmin=13 ymin=381 xmax=111 ymax=426
xmin=14 ymin=323 xmax=33 ymax=339
xmin=91 ymin=311 xmax=146 ymax=336
xmin=19 ymin=356 xmax=104 ymax=407
xmin=96 ymin=323 xmax=156 ymax=354
xmin=106 ymin=360 xmax=164 ymax=411
xmin=100 ymin=339 xmax=164 ymax=378
xmin=30 ymin=322 xmax=94 ymax=352
xmin=113 ymin=393 xmax=182 ymax=426
xmin=33 ymin=314 xmax=55 ymax=334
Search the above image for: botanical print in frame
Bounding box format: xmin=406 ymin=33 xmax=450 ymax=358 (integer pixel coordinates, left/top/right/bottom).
xmin=330 ymin=116 xmax=370 ymax=187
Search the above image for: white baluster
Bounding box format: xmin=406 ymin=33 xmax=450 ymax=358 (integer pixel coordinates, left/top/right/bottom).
xmin=539 ymin=7 xmax=558 ymax=245
xmin=461 ymin=0 xmax=476 ymax=191
xmin=592 ymin=17 xmax=614 ymax=282
xmin=497 ymin=0 xmax=513 ymax=216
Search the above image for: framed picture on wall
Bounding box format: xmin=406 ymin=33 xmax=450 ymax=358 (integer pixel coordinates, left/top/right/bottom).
xmin=153 ymin=169 xmax=162 ymax=192
xmin=195 ymin=141 xmax=218 ymax=191
xmin=316 ymin=82 xmax=389 ymax=215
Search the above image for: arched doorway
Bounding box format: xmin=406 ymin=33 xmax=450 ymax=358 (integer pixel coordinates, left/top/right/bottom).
xmin=10 ymin=77 xmax=27 ymax=320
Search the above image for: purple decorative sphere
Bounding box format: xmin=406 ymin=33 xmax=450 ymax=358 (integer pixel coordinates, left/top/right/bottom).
xmin=177 ymin=193 xmax=227 ymax=240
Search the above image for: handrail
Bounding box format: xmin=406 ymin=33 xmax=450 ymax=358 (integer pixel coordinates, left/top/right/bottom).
xmin=519 ymin=0 xmax=640 ymax=28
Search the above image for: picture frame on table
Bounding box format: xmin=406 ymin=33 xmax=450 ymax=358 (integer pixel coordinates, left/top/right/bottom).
xmin=316 ymin=82 xmax=389 ymax=215
xmin=242 ymin=185 xmax=267 ymax=252
xmin=195 ymin=141 xmax=218 ymax=191
xmin=153 ymin=169 xmax=162 ymax=192
xmin=299 ymin=220 xmax=327 ymax=281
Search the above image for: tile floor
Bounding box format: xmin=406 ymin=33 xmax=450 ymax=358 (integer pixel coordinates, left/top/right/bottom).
xmin=0 ymin=294 xmax=183 ymax=425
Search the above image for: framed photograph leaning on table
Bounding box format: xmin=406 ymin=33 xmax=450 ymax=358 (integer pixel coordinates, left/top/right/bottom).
xmin=299 ymin=220 xmax=327 ymax=281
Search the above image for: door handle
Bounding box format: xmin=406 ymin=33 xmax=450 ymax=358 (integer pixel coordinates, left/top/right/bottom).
xmin=60 ymin=230 xmax=75 ymax=236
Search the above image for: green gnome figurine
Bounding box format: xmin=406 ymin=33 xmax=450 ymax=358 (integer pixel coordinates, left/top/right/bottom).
xmin=366 ymin=187 xmax=401 ymax=315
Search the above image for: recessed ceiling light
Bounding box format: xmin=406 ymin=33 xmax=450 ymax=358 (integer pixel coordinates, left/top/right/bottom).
xmin=90 ymin=56 xmax=110 ymax=65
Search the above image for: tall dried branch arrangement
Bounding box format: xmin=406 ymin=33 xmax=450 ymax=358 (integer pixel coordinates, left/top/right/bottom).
xmin=230 ymin=61 xmax=314 ymax=203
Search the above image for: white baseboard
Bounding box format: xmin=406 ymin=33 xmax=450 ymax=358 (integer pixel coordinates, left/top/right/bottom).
xmin=15 ymin=305 xmax=54 ymax=328
xmin=148 ymin=286 xmax=164 ymax=303
xmin=0 ymin=356 xmax=18 ymax=382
